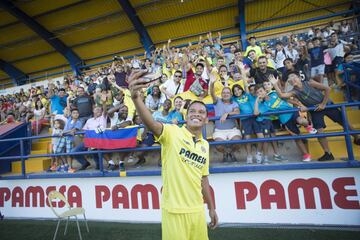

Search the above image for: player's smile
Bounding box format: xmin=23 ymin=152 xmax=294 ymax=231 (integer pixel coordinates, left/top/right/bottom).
xmin=186 ymin=102 xmax=208 ymax=128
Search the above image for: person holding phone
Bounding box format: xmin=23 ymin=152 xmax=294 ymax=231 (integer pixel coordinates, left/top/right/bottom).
xmin=129 ymin=70 xmax=218 ymax=240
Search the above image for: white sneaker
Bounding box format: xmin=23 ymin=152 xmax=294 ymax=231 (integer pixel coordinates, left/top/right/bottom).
xmin=255 ymin=152 xmax=262 ymax=164
xmin=246 ymin=156 xmax=253 ymax=164
xmin=263 ymin=155 xmax=270 ymax=164
xmin=127 ymin=156 xmax=134 ymax=163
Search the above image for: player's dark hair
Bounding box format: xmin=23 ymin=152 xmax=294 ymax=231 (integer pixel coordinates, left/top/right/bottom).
xmin=186 ymin=100 xmax=208 ymax=115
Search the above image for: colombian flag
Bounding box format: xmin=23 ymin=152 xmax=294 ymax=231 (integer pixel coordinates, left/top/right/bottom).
xmin=206 ymin=104 xmax=215 ymax=118
xmin=84 ymin=127 xmax=138 ymax=149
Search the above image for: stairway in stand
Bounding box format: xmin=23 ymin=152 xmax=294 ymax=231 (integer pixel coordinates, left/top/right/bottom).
xmin=308 ymin=89 xmax=360 ymax=160
xmin=11 ymin=137 xmax=52 ymax=174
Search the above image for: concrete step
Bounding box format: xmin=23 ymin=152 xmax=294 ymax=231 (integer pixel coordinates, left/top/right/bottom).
xmin=38 ymin=137 xmax=51 ymax=142
xmin=11 ymin=157 xmax=51 ymax=173
xmin=32 ymin=141 xmax=50 ymax=151
xmin=324 ymin=109 xmax=360 ymax=130
xmin=12 ymin=139 xmax=53 ymax=173
xmin=329 ymin=89 xmax=345 ymax=103
xmin=30 ymin=149 xmax=48 ymax=155
xmin=308 ymin=136 xmax=360 ymax=160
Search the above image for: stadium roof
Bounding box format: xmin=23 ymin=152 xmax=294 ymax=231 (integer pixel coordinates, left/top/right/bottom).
xmin=0 ymin=0 xmax=353 ymax=85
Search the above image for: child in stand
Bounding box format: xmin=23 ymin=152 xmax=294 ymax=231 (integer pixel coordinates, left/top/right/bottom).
xmin=255 ymin=83 xmax=312 ymax=162
xmin=262 ymin=81 xmax=286 ymax=161
xmin=266 ymin=77 xmax=317 ymax=134
xmin=252 ymin=88 xmax=273 ymax=164
xmin=54 ymin=108 xmax=82 ymax=173
xmin=49 ymin=117 xmax=65 ymax=171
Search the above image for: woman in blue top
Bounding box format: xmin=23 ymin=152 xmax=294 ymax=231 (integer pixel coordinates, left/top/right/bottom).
xmin=231 ymin=83 xmax=257 ymax=164
xmin=167 ymin=96 xmax=184 ymax=125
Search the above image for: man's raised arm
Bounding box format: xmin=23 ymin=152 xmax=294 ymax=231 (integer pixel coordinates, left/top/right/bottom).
xmin=269 ymin=75 xmax=294 ymax=99
xmin=47 ymin=83 xmax=55 ymax=98
xmin=128 ymin=70 xmax=163 ymax=137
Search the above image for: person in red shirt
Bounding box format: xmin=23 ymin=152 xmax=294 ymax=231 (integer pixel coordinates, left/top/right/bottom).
xmin=6 ymin=113 xmax=15 ymax=124
xmin=1 ymin=100 xmax=12 ymax=112
xmin=184 ymin=62 xmax=209 ymax=100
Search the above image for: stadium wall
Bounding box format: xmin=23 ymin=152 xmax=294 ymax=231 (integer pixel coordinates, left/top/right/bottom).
xmin=1 ymin=168 xmax=359 ymax=226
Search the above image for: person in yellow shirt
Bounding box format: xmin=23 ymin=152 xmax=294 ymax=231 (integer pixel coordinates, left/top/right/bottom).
xmin=40 ymin=93 xmax=49 ymax=108
xmin=128 ymin=70 xmax=218 ymax=240
xmin=213 ymin=65 xmax=235 ymax=97
xmin=108 ymin=75 xmax=136 ymax=119
xmin=245 ymin=36 xmax=262 ymax=57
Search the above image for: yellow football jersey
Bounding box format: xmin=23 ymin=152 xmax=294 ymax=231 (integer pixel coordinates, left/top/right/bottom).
xmin=156 ymin=124 xmax=209 ymax=213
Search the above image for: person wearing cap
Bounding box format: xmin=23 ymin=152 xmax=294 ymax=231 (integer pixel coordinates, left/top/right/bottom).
xmin=308 ymin=37 xmax=326 ymax=83
xmin=245 ymin=36 xmax=263 ymax=58
xmin=178 ymin=59 xmax=211 ymax=103
xmin=160 ymin=70 xmax=184 ymax=99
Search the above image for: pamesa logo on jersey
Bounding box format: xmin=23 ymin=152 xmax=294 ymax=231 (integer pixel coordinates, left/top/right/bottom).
xmin=179 ymin=147 xmax=207 ymax=169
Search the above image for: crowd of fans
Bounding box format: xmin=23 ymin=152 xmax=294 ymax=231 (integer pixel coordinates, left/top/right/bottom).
xmin=0 ymin=19 xmax=359 ymax=173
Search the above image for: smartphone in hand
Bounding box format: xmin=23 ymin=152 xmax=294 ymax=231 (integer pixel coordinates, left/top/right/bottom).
xmin=142 ymin=72 xmax=162 ymax=87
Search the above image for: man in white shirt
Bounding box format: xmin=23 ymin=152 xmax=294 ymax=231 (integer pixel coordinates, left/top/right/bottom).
xmin=285 ymin=43 xmax=299 ymax=63
xmin=273 ymin=41 xmax=290 ymax=73
xmin=327 ymin=32 xmax=348 ymax=86
xmin=160 ymin=70 xmax=184 ymax=99
xmin=71 ymin=104 xmax=107 ymax=171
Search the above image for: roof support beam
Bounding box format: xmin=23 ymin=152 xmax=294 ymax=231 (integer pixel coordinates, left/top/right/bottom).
xmin=0 ymin=0 xmax=83 ymax=75
xmin=0 ymin=0 xmax=90 ymax=30
xmin=0 ymin=59 xmax=27 ymax=85
xmin=353 ymin=0 xmax=360 ymax=28
xmin=238 ymin=0 xmax=247 ymax=50
xmin=117 ymin=0 xmax=155 ymax=57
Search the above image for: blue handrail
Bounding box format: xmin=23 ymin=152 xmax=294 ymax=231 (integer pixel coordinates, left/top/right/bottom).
xmin=0 ymin=101 xmax=359 ymax=180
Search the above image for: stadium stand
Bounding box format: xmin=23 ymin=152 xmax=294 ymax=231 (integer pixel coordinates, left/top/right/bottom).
xmin=0 ymin=0 xmax=359 ymax=177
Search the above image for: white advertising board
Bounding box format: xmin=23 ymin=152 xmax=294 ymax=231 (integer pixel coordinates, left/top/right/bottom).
xmin=0 ymin=168 xmax=359 ymax=225
xmin=0 ymin=76 xmax=64 ymax=95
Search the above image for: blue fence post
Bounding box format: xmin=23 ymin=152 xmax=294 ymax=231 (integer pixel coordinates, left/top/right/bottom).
xmin=27 ymin=122 xmax=32 ymax=152
xmin=202 ymin=125 xmax=207 ymax=140
xmin=341 ymin=105 xmax=355 ymax=162
xmin=98 ymin=152 xmax=104 ymax=174
xmin=20 ymin=139 xmax=26 ymax=178
xmin=238 ymin=0 xmax=247 ymax=51
xmin=344 ymin=70 xmax=352 ymax=102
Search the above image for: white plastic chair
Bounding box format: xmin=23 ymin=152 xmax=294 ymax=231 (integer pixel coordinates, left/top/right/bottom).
xmin=47 ymin=190 xmax=89 ymax=240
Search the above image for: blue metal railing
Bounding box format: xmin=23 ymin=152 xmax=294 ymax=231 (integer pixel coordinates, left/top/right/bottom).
xmin=0 ymin=101 xmax=359 ymax=180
